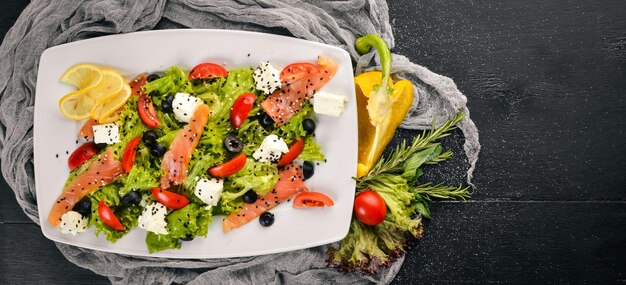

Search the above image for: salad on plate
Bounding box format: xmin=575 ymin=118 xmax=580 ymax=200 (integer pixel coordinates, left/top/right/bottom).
xmin=48 ymin=56 xmax=345 ymax=253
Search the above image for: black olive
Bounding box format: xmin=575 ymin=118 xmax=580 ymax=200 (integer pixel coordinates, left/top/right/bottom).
xmin=142 ymin=130 xmax=159 ymax=146
xmin=258 ymin=112 xmax=274 ymax=129
xmin=150 ymin=143 xmax=167 ymax=157
xmin=73 ymin=200 xmax=91 ymax=217
xmin=180 ymin=235 xmax=194 ymax=241
xmin=223 ymin=134 xmax=243 ymax=153
xmin=302 ymin=119 xmax=316 ymax=134
xmin=242 ymin=190 xmax=258 ymax=204
xmin=162 ymin=95 xmax=174 ymax=113
xmin=146 ymin=73 xmax=161 ymax=82
xmin=259 ymin=212 xmax=275 ymax=227
xmin=302 ymin=161 xmax=314 ymax=180
xmin=121 ymin=191 xmax=142 ymax=205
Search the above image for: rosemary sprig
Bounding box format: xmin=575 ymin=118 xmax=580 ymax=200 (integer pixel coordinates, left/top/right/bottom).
xmin=413 ymin=183 xmax=470 ymax=201
xmin=356 ymin=111 xmax=464 ymax=188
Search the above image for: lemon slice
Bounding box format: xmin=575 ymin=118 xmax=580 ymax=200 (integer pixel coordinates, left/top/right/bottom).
xmin=90 ymin=83 xmax=131 ymax=122
xmin=87 ymin=68 xmax=125 ymax=99
xmin=58 ymin=67 xmax=126 ymax=121
xmin=60 ymin=64 xmax=103 ymax=90
xmin=98 ymin=110 xmax=122 ymax=124
xmin=58 ymin=89 xmax=99 ymax=120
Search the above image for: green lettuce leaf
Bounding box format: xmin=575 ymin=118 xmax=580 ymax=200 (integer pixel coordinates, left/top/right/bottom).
xmin=143 ymin=66 xmax=193 ymax=96
xmin=119 ymin=165 xmax=159 ymax=197
xmin=299 ymin=136 xmax=325 ymax=162
xmin=145 ymin=203 xmax=212 ymax=253
xmin=216 ymin=159 xmax=279 ymax=216
xmin=87 ymin=185 xmax=143 ymax=243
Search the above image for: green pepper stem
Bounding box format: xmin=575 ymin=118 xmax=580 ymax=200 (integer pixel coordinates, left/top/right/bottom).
xmin=355 ymin=34 xmax=392 ymax=84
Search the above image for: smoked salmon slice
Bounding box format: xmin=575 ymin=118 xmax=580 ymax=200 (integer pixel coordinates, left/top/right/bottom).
xmin=222 ymin=162 xmax=308 ymax=233
xmin=160 ymin=104 xmax=210 ymax=189
xmin=48 ymin=148 xmax=124 ymax=227
xmin=79 ymin=118 xmax=98 ymax=141
xmin=261 ymin=56 xmax=338 ymax=125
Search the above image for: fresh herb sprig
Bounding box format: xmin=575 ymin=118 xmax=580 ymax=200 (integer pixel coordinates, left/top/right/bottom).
xmin=356 ymin=111 xmax=464 ymax=188
xmin=414 ymin=183 xmax=470 ymax=200
xmin=327 ymin=111 xmax=470 ymax=274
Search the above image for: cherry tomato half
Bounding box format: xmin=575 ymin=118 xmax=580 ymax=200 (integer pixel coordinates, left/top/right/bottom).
xmin=121 ymin=136 xmax=141 ymax=173
xmin=277 ymin=137 xmax=305 ymax=167
xmin=68 ymin=142 xmax=99 ymax=171
xmin=293 ymin=192 xmax=334 ymax=208
xmin=189 ymin=63 xmax=228 ymax=80
xmin=138 ymin=93 xmax=160 ymax=128
xmin=208 ymin=153 xmax=247 ymax=178
xmin=353 ymin=190 xmax=387 ymax=226
xmin=151 ymin=188 xmax=189 ymax=209
xmin=280 ymin=62 xmax=320 ymax=84
xmin=97 ymin=200 xmax=124 ymax=231
xmin=230 ymin=93 xmax=257 ymax=129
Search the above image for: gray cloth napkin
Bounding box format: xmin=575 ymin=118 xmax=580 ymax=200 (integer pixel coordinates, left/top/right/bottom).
xmin=0 ymin=0 xmax=480 ymax=284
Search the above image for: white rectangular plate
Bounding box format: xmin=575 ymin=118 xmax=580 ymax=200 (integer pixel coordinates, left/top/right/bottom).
xmin=34 ymin=29 xmax=357 ymax=258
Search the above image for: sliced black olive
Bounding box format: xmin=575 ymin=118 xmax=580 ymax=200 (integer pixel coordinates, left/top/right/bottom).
xmin=259 ymin=212 xmax=274 ymax=227
xmin=146 ymin=73 xmax=161 ymax=82
xmin=302 ymin=118 xmax=316 ymax=134
xmin=142 ymin=130 xmax=159 ymax=146
xmin=180 ymin=235 xmax=194 ymax=241
xmin=223 ymin=134 xmax=243 ymax=154
xmin=242 ymin=190 xmax=258 ymax=204
xmin=258 ymin=112 xmax=274 ymax=129
xmin=73 ymin=200 xmax=91 ymax=217
xmin=121 ymin=191 xmax=142 ymax=206
xmin=162 ymin=95 xmax=174 ymax=113
xmin=150 ymin=143 xmax=167 ymax=157
xmin=302 ymin=161 xmax=314 ymax=180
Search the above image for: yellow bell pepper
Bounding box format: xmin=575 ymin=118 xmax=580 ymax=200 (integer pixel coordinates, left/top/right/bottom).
xmin=355 ymin=72 xmax=414 ymax=177
xmin=354 ymin=35 xmax=414 ymax=178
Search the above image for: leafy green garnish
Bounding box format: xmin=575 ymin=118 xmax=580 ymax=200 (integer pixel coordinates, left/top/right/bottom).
xmin=145 ymin=203 xmax=212 ymax=253
xmin=327 ymin=112 xmax=470 ymax=274
xmin=143 ymin=66 xmax=193 ymax=96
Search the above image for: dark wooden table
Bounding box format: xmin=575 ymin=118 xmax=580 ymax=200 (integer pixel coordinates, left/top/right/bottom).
xmin=1 ymin=1 xmax=625 ymax=284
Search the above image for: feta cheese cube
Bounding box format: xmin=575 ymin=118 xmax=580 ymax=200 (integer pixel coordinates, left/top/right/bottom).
xmin=195 ymin=177 xmax=224 ymax=210
xmin=92 ymin=123 xmax=120 ymax=144
xmin=138 ymin=202 xmax=169 ymax=235
xmin=252 ymin=134 xmax=289 ymax=163
xmin=173 ymin=92 xmax=204 ymax=123
xmin=59 ymin=211 xmax=87 ymax=235
xmin=253 ymin=61 xmax=282 ymax=94
xmin=313 ymin=91 xmax=347 ymax=116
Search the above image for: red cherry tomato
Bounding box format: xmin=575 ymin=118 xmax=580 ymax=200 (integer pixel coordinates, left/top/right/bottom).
xmin=189 ymin=63 xmax=228 ymax=80
xmin=277 ymin=137 xmax=305 ymax=167
xmin=68 ymin=142 xmax=99 ymax=171
xmin=121 ymin=136 xmax=141 ymax=173
xmin=97 ymin=200 xmax=124 ymax=231
xmin=293 ymin=192 xmax=334 ymax=208
xmin=230 ymin=93 xmax=257 ymax=129
xmin=279 ymin=62 xmax=320 ymax=84
xmin=137 ymin=93 xmax=160 ymax=128
xmin=129 ymin=73 xmax=147 ymax=96
xmin=353 ymin=190 xmax=387 ymax=226
xmin=208 ymin=153 xmax=247 ymax=178
xmin=151 ymin=188 xmax=189 ymax=210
